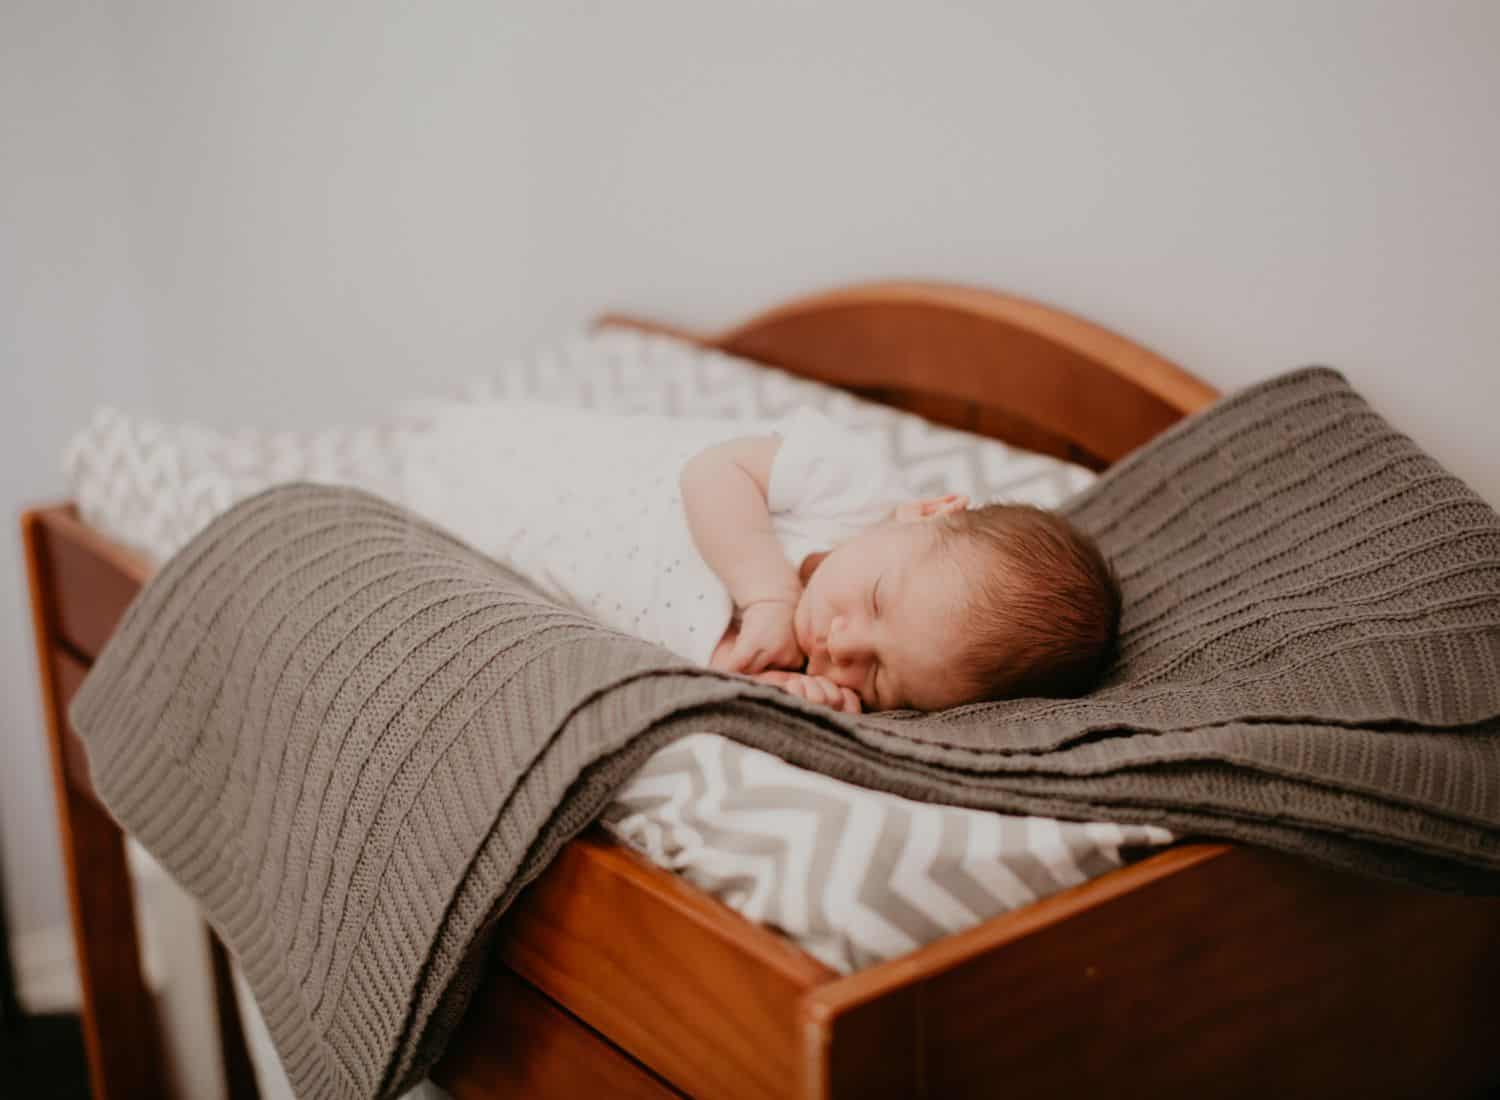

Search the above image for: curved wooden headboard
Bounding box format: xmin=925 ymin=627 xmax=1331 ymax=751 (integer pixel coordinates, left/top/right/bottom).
xmin=596 ymin=281 xmax=1219 ymax=470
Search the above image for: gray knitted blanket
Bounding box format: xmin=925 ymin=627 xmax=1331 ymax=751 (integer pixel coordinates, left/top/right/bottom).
xmin=70 ymin=366 xmax=1500 ymax=1100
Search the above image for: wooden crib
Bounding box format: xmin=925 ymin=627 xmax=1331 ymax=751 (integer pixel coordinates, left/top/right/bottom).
xmin=21 ymin=281 xmax=1500 ymax=1100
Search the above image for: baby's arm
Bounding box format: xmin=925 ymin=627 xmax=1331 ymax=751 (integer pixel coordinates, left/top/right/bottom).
xmin=681 ymin=434 xmax=804 ymax=673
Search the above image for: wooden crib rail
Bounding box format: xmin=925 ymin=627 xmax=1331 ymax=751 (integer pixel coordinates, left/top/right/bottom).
xmin=598 ymin=280 xmax=1217 ymax=470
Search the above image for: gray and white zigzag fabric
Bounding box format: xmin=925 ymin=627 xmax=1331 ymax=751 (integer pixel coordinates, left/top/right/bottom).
xmin=600 ymin=733 xmax=1169 ymax=973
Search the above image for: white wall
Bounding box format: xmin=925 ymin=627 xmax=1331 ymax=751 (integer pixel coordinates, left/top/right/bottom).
xmin=3 ymin=0 xmax=1497 ymax=948
xmin=3 ymin=2 xmax=156 ymax=953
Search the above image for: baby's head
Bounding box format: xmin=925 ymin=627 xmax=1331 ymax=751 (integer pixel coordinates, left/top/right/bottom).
xmin=795 ymin=495 xmax=1120 ymax=711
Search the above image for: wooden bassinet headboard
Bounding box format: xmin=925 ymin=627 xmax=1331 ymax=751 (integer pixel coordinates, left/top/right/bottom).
xmin=597 ymin=280 xmax=1219 ymax=470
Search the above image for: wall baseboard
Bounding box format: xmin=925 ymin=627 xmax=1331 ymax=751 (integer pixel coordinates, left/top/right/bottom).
xmin=10 ymin=838 xmax=172 ymax=1017
xmin=13 ymin=922 xmax=81 ymax=1016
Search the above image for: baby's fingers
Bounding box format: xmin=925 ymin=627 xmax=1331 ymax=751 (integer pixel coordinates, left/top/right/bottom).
xmin=780 ymin=676 xmax=811 ymax=701
xmin=798 ymin=675 xmax=857 ymax=712
xmin=792 ymin=679 xmax=821 ymax=706
xmin=763 ymin=673 xmax=849 ymax=712
xmin=806 ymin=676 xmax=844 ymax=708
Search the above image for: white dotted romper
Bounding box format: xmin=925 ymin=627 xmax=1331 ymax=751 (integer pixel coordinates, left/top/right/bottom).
xmin=399 ymin=401 xmax=904 ymax=667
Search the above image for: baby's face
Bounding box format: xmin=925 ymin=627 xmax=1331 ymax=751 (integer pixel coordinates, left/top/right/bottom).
xmin=794 ymin=508 xmax=978 ymax=712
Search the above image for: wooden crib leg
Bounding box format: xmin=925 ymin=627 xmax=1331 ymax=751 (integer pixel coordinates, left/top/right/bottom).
xmin=22 ymin=510 xmax=169 ymax=1100
xmin=56 ymin=787 xmax=167 ymax=1099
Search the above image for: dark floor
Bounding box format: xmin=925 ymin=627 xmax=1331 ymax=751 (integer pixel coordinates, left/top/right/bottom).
xmin=3 ymin=1008 xmax=1499 ymax=1099
xmin=1 ymin=1013 xmax=93 ymax=1099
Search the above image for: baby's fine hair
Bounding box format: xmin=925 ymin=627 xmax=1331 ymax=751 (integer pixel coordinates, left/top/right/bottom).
xmin=931 ymin=503 xmax=1121 ymax=701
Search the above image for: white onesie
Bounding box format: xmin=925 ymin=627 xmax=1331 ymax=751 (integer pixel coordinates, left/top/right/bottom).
xmin=399 ymin=401 xmax=905 ymax=666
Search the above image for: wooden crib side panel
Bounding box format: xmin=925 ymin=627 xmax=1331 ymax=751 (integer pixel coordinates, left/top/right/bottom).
xmin=431 ymin=964 xmax=686 ymax=1099
xmin=802 ymin=843 xmax=1500 ymax=1100
xmin=491 ymin=828 xmax=836 ymax=1100
xmin=22 ymin=504 xmax=261 ymax=1100
xmin=21 ymin=505 xmax=169 ymax=1100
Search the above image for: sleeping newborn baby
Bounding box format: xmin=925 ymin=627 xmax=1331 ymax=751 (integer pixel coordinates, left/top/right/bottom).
xmin=401 ymin=400 xmax=1120 ymax=713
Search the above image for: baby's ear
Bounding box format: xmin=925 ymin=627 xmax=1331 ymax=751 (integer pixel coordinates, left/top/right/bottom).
xmin=896 ymin=494 xmax=969 ymax=523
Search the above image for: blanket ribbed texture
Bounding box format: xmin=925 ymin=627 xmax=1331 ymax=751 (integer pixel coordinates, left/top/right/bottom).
xmin=70 ymin=366 xmax=1500 ymax=1100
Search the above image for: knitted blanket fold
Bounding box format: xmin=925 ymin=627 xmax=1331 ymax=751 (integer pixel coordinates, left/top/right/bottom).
xmin=70 ymin=366 xmax=1500 ymax=1100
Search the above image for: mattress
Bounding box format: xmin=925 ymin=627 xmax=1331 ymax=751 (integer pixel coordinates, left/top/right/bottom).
xmin=66 ymin=326 xmax=1174 ymax=1097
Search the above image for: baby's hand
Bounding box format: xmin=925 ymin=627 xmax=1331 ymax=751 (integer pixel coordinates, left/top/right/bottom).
xmin=750 ymin=669 xmax=862 ymax=715
xmin=713 ymin=599 xmax=804 ymax=676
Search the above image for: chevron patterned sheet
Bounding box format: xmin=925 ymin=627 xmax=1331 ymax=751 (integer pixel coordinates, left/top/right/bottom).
xmin=63 ymin=325 xmax=1175 ymax=976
